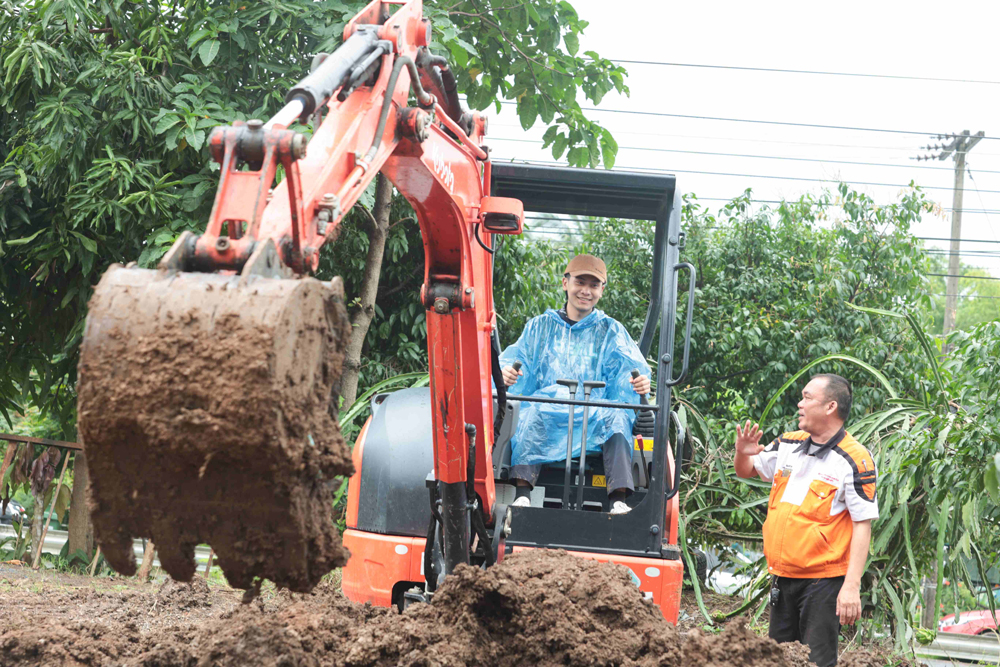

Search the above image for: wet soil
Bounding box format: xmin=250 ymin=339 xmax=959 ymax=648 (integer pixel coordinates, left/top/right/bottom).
xmin=1 ymin=550 xmax=917 ymax=667
xmin=2 ymin=549 xmax=927 ymax=667
xmin=77 ymin=267 xmax=353 ymax=592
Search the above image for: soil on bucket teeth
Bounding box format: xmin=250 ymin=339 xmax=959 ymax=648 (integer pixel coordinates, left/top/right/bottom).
xmin=77 ymin=267 xmax=353 ymax=592
xmin=1 ymin=551 xmax=904 ymax=666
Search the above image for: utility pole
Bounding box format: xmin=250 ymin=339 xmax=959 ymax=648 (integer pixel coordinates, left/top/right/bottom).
xmin=914 ymin=130 xmax=984 ymax=630
xmin=915 ymin=130 xmax=986 ymax=335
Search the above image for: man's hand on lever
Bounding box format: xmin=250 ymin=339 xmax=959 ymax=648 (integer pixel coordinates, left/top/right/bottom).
xmin=502 ymin=361 xmax=523 ymax=387
xmin=629 ymin=373 xmax=650 ymax=396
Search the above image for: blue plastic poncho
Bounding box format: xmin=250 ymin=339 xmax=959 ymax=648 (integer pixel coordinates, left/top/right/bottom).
xmin=498 ymin=309 xmax=651 ymax=466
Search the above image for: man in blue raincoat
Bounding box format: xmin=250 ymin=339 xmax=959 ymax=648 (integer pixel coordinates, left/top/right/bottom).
xmin=499 ymin=254 xmax=651 ymax=515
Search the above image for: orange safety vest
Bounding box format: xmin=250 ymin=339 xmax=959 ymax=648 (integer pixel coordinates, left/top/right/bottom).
xmin=755 ymin=429 xmax=878 ymax=579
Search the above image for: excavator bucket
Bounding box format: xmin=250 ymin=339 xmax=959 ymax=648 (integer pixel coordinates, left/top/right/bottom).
xmin=77 ymin=263 xmax=353 ymax=591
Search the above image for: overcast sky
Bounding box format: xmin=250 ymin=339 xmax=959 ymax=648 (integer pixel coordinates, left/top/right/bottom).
xmin=485 ymin=0 xmax=1000 ymax=276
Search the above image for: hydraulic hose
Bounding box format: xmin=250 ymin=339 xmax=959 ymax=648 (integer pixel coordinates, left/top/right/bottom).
xmin=363 ymin=55 xmax=436 ymax=164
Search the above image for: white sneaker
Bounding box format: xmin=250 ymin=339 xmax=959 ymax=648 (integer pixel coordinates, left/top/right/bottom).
xmin=512 ymin=496 xmax=531 ymax=508
xmin=610 ymin=500 xmax=632 ymax=515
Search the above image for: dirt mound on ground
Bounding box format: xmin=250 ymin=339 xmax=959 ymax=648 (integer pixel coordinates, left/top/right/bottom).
xmin=135 ymin=551 xmax=822 ymax=667
xmin=345 ymin=549 xmax=682 ymax=667
xmin=4 ymin=551 xmax=885 ymax=666
xmin=684 ymin=623 xmax=814 ymax=667
xmin=136 ymin=581 xmax=386 ymax=667
xmin=77 ymin=268 xmax=353 ymax=592
xmin=838 ymin=646 xmax=924 ymax=667
xmin=157 ymin=576 xmax=213 ymax=609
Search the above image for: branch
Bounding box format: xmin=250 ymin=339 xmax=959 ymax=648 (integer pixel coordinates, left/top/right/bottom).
xmin=356 ymin=203 xmax=378 ymax=235
xmin=379 ymin=263 xmax=422 ymax=298
xmin=388 ymin=216 xmax=415 ymax=232
xmin=700 ymin=363 xmax=769 ymax=383
xmin=463 ymin=0 xmax=557 ymax=74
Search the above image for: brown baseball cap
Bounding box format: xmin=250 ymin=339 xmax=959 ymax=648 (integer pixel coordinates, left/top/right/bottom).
xmin=564 ymin=254 xmax=607 ymax=283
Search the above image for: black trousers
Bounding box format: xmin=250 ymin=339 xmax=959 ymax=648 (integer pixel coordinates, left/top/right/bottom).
xmin=769 ymin=575 xmax=844 ymax=667
xmin=509 ymin=432 xmax=634 ymax=496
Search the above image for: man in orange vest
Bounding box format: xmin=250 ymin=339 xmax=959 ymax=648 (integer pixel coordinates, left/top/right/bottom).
xmin=734 ymin=374 xmax=878 ymax=667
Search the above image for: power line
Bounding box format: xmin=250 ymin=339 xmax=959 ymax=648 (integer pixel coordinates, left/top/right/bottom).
xmin=919 ymin=236 xmax=1000 ymax=244
xmin=932 ymin=294 xmax=1000 ymax=300
xmin=607 ymin=60 xmax=1000 ymax=86
xmin=925 ymin=250 xmax=1000 ymax=257
xmin=488 ymin=123 xmax=1000 ymax=155
xmin=495 ymin=100 xmax=1000 ymax=140
xmin=523 ymin=218 xmax=1000 ymax=251
xmin=967 ymin=167 xmax=999 ymax=242
xmin=496 ymin=158 xmax=1000 ymax=195
xmin=490 ymin=136 xmax=1000 ymax=173
xmin=928 ymin=273 xmax=1000 ymax=281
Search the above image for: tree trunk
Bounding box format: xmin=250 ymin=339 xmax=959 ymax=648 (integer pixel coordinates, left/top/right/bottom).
xmin=30 ymin=486 xmax=44 ymax=551
xmin=338 ymin=173 xmax=394 ymax=410
xmin=137 ymin=539 xmax=156 ymax=582
xmin=67 ymin=453 xmax=94 ymax=557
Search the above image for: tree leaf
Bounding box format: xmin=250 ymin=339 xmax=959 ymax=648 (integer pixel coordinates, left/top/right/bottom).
xmin=198 ymin=39 xmax=221 ymax=67
xmin=5 ymin=229 xmax=44 ymax=246
xmin=563 ymin=32 xmax=579 ymax=56
xmin=154 ymin=114 xmax=180 ymax=136
xmin=986 ymin=460 xmax=999 ymax=505
xmin=71 ymin=231 xmax=97 ymax=254
xmin=600 ymin=129 xmax=618 ymax=169
xmin=186 ymin=28 xmax=211 ymax=49
xmin=517 ymin=97 xmax=537 ymax=130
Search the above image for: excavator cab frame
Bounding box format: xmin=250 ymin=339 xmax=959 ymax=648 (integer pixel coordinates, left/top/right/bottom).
xmin=343 ymin=163 xmax=696 ymax=621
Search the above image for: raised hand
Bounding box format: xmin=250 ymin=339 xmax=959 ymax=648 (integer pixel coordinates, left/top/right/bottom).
xmin=735 ymin=420 xmax=765 ymax=458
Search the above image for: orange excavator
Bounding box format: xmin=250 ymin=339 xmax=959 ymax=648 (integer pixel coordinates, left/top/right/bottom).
xmin=77 ymin=0 xmax=695 ymax=621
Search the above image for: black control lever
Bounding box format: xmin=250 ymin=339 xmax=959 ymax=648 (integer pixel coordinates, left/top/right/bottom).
xmin=630 ymin=369 xmax=650 ymax=486
xmin=576 ymin=381 xmax=606 ymax=510
xmin=555 ymin=379 xmax=580 ymax=510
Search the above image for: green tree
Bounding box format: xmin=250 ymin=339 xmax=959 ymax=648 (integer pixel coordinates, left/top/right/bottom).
xmin=0 ymin=0 xmax=627 ymax=427
xmin=923 ymin=255 xmax=1000 ymax=334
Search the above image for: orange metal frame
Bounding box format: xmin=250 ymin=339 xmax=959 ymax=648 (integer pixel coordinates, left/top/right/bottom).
xmin=193 ymin=0 xmax=683 ymax=621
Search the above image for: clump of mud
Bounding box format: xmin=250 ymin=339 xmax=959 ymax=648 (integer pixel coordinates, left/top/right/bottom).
xmin=684 ymin=623 xmax=814 ymax=667
xmin=157 ymin=576 xmax=213 ymax=609
xmin=838 ymin=646 xmax=924 ymax=667
xmin=78 ymin=267 xmax=353 ymax=592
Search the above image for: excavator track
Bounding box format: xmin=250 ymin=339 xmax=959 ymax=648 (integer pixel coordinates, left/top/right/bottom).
xmin=77 ymin=264 xmax=352 ymax=591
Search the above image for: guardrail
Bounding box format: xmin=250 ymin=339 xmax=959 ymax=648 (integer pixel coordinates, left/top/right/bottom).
xmin=0 ymin=524 xmax=213 ymax=571
xmin=914 ymin=631 xmax=1000 ymax=666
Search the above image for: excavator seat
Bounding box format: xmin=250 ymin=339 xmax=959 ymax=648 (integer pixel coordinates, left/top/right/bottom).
xmin=491 ymin=397 xmax=650 ymax=511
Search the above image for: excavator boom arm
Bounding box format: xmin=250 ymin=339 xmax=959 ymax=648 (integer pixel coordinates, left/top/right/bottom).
xmin=79 ymin=0 xmax=521 ymax=591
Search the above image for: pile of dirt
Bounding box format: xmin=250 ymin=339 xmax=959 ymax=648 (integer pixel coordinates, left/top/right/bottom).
xmin=838 ymin=646 xmax=924 ymax=667
xmin=77 ymin=267 xmax=353 ymax=592
xmin=135 ymin=581 xmax=386 ymax=667
xmin=133 ymin=550 xmax=822 ymax=667
xmin=344 ymin=549 xmax=682 ymax=666
xmin=5 ymin=551 xmax=921 ymax=667
xmin=684 ymin=624 xmax=814 ymax=667
xmin=156 ymin=576 xmax=213 ymax=609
